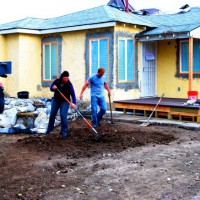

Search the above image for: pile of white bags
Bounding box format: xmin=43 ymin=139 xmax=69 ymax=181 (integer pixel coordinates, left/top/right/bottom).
xmin=0 ymin=98 xmax=78 ymax=134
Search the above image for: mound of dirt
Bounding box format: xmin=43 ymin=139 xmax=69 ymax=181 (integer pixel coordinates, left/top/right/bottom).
xmin=0 ymin=118 xmax=199 ymax=200
xmin=18 ymin=120 xmax=175 ymax=155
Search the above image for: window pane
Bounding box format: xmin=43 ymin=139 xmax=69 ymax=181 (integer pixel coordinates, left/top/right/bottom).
xmin=193 ymin=40 xmax=200 ymax=72
xmin=119 ymin=40 xmax=125 ymax=81
xmin=181 ymin=42 xmax=188 ymax=72
xmin=44 ymin=45 xmax=50 ymax=80
xmin=127 ymin=39 xmax=134 ymax=81
xmin=91 ymin=40 xmax=98 ymax=75
xmin=100 ymin=39 xmax=108 ymax=81
xmin=51 ymin=43 xmax=57 ymax=79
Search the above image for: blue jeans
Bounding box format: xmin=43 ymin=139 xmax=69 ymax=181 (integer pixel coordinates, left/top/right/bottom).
xmin=91 ymin=95 xmax=107 ymax=127
xmin=47 ymin=99 xmax=69 ymax=137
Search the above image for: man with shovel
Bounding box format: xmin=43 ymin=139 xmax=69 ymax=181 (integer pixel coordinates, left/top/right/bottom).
xmin=46 ymin=71 xmax=76 ymax=139
xmin=79 ymin=67 xmax=111 ymax=128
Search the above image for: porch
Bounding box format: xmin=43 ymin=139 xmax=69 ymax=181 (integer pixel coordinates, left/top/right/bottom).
xmin=113 ymin=97 xmax=200 ymax=123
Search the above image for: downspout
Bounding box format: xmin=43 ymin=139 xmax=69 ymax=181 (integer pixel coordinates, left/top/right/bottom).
xmin=125 ymin=0 xmax=129 ymax=12
xmin=188 ymin=37 xmax=193 ymax=91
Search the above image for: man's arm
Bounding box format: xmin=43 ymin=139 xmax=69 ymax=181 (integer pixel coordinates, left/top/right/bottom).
xmin=104 ymin=82 xmax=111 ymax=96
xmin=50 ymin=79 xmax=58 ymax=92
xmin=79 ymin=81 xmax=90 ymax=99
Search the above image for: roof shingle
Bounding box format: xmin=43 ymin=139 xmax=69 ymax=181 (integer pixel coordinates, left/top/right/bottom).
xmin=0 ymin=5 xmax=156 ymax=32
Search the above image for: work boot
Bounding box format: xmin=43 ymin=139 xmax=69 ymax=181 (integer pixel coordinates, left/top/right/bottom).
xmin=60 ymin=132 xmax=68 ymax=139
xmin=97 ymin=115 xmax=103 ymax=126
xmin=61 ymin=135 xmax=68 ymax=139
xmin=98 ymin=120 xmax=102 ymax=126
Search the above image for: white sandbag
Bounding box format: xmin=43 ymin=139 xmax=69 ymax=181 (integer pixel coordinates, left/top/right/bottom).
xmin=3 ymin=107 xmax=18 ymax=126
xmin=4 ymin=98 xmax=12 ymax=105
xmin=15 ymin=106 xmax=28 ymax=113
xmin=4 ymin=104 xmax=12 ymax=110
xmin=9 ymin=99 xmax=17 ymax=107
xmin=27 ymin=103 xmax=35 ymax=112
xmin=34 ymin=107 xmax=47 ymax=115
xmin=54 ymin=119 xmax=60 ymax=127
xmin=34 ymin=112 xmax=49 ymax=129
xmin=0 ymin=114 xmax=12 ymax=128
xmin=14 ymin=123 xmax=26 ymax=129
xmin=16 ymin=117 xmax=26 ymax=126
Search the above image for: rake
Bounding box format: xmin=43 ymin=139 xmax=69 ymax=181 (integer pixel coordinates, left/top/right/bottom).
xmin=140 ymin=93 xmax=164 ymax=127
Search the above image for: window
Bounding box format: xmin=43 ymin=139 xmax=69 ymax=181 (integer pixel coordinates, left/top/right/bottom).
xmin=43 ymin=42 xmax=58 ymax=81
xmin=118 ymin=38 xmax=134 ymax=82
xmin=89 ymin=38 xmax=109 ymax=81
xmin=180 ymin=39 xmax=200 ymax=73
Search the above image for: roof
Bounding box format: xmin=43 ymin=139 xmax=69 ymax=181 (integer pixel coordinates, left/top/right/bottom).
xmin=0 ymin=5 xmax=156 ymax=34
xmin=138 ymin=7 xmax=200 ymax=37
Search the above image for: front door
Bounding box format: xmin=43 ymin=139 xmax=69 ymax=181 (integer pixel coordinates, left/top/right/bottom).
xmin=140 ymin=41 xmax=157 ymax=97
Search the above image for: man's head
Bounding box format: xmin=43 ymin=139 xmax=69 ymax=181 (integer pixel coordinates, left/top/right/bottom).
xmin=97 ymin=67 xmax=105 ymax=77
xmin=60 ymin=71 xmax=69 ymax=83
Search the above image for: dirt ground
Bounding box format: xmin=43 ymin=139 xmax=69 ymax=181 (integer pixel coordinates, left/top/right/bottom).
xmin=0 ymin=117 xmax=200 ymax=200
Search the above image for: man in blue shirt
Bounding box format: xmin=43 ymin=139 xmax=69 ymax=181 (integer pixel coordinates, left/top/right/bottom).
xmin=80 ymin=68 xmax=111 ymax=128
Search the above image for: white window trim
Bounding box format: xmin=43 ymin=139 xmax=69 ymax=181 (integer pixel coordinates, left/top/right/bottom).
xmin=89 ymin=37 xmax=109 ymax=76
xmin=118 ymin=38 xmax=134 ymax=83
xmin=43 ymin=42 xmax=58 ymax=81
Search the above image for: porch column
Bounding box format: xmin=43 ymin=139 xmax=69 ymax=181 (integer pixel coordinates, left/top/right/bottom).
xmin=188 ymin=37 xmax=193 ymax=91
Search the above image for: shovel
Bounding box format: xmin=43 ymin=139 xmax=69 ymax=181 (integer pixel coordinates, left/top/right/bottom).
xmin=140 ymin=93 xmax=164 ymax=127
xmin=108 ymin=95 xmax=115 ymax=124
xmin=56 ymin=88 xmax=101 ymax=140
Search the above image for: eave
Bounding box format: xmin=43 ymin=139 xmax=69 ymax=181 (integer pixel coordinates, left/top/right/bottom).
xmin=137 ymin=32 xmax=190 ymax=41
xmin=0 ymin=22 xmax=116 ymax=35
xmin=137 ymin=26 xmax=200 ymax=41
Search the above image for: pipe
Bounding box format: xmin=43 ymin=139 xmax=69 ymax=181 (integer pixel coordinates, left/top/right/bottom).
xmin=125 ymin=0 xmax=129 ymax=12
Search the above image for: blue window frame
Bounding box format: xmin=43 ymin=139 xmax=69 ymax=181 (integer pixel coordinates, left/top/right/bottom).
xmin=118 ymin=38 xmax=134 ymax=82
xmin=43 ymin=42 xmax=58 ymax=81
xmin=89 ymin=38 xmax=109 ymax=81
xmin=180 ymin=39 xmax=200 ymax=73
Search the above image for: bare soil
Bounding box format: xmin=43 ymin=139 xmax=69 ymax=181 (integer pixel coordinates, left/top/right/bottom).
xmin=0 ymin=118 xmax=200 ymax=200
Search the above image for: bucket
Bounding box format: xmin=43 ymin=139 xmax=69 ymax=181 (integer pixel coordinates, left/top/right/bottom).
xmin=187 ymin=91 xmax=198 ymax=100
xmin=17 ymin=91 xmax=29 ymax=99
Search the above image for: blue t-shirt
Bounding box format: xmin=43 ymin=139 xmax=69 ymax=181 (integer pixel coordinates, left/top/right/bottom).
xmin=88 ymin=74 xmax=106 ymax=96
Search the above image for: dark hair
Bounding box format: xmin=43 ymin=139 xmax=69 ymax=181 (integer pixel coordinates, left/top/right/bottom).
xmin=60 ymin=71 xmax=69 ymax=78
xmin=59 ymin=71 xmax=70 ymax=84
xmin=98 ymin=67 xmax=105 ymax=73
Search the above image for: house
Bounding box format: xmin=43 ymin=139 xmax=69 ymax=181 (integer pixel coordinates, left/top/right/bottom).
xmin=0 ymin=4 xmax=155 ymax=100
xmin=0 ymin=3 xmax=200 ymax=104
xmin=137 ymin=6 xmax=200 ymax=98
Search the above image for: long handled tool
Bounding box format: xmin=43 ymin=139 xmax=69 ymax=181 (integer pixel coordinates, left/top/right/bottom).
xmin=108 ymin=95 xmax=115 ymax=124
xmin=56 ymin=88 xmax=101 ymax=140
xmin=140 ymin=93 xmax=164 ymax=127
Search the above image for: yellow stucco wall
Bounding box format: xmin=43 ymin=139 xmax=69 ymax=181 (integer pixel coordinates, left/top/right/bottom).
xmin=0 ymin=24 xmax=145 ymax=101
xmin=0 ymin=35 xmax=7 ymax=88
xmin=0 ymin=35 xmax=6 ymax=59
xmin=2 ymin=34 xmax=45 ymax=98
xmin=18 ymin=34 xmax=43 ymax=97
xmin=0 ymin=31 xmax=88 ymax=99
xmin=61 ymin=31 xmax=87 ymax=101
xmin=2 ymin=34 xmax=20 ymax=96
xmin=157 ymin=40 xmax=200 ymax=98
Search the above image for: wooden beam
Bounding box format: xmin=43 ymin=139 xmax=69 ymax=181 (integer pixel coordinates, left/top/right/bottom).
xmin=188 ymin=37 xmax=193 ymax=91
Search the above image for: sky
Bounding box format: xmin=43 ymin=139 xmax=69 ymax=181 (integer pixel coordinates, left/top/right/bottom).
xmin=0 ymin=0 xmax=200 ymax=24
